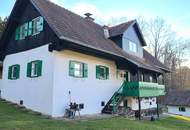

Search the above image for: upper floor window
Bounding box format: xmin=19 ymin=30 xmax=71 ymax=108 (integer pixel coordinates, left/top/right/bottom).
xmin=141 ymin=73 xmax=144 ymax=82
xmin=69 ymin=61 xmax=88 ymax=78
xmin=8 ymin=65 xmax=20 ymax=80
xmin=149 ymin=75 xmax=153 ymax=82
xmin=129 ymin=41 xmax=137 ymax=53
xmin=15 ymin=16 xmax=44 ymax=41
xmin=32 ymin=16 xmax=44 ymax=35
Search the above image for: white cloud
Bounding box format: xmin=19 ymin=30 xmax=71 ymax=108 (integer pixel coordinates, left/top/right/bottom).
xmin=49 ymin=0 xmax=64 ymax=6
xmin=172 ymin=25 xmax=190 ymax=39
xmin=49 ymin=1 xmax=190 ymax=40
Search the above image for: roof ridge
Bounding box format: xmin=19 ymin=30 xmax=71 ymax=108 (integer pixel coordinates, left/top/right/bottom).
xmin=37 ymin=0 xmax=103 ymax=28
xmin=109 ymin=20 xmax=135 ymax=29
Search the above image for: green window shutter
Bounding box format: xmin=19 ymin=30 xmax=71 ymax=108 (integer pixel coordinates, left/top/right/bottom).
xmin=37 ymin=16 xmax=44 ymax=32
xmin=27 ymin=62 xmax=32 ymax=77
xmin=28 ymin=21 xmax=33 ymax=36
xmin=15 ymin=65 xmax=20 ymax=79
xmin=83 ymin=63 xmax=88 ymax=78
xmin=24 ymin=22 xmax=28 ymax=37
xmin=69 ymin=61 xmax=75 ymax=76
xmin=106 ymin=67 xmax=109 ymax=79
xmin=37 ymin=60 xmax=42 ymax=77
xmin=15 ymin=27 xmax=20 ymax=40
xmin=8 ymin=66 xmax=12 ymax=79
xmin=96 ymin=65 xmax=100 ymax=79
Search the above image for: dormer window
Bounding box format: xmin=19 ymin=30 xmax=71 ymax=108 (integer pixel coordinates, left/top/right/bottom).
xmin=129 ymin=41 xmax=137 ymax=53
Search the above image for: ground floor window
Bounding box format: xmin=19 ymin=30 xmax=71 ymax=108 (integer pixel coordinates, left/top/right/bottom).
xmin=8 ymin=65 xmax=20 ymax=80
xmin=27 ymin=60 xmax=42 ymax=78
xmin=179 ymin=107 xmax=186 ymax=112
xmin=96 ymin=65 xmax=109 ymax=80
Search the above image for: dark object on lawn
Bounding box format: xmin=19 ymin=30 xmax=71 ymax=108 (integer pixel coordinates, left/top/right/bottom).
xmin=151 ymin=116 xmax=155 ymax=121
xmin=20 ymin=100 xmax=23 ymax=105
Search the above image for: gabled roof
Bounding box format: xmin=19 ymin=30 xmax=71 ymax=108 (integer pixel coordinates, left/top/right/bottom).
xmin=1 ymin=0 xmax=169 ymax=73
xmin=143 ymin=49 xmax=170 ymax=72
xmin=109 ymin=20 xmax=147 ymax=46
xmin=164 ymin=90 xmax=190 ymax=107
xmin=109 ymin=20 xmax=134 ymax=37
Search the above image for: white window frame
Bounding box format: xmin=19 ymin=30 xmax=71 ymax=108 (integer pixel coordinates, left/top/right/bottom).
xmin=32 ymin=17 xmax=41 ymax=36
xmin=11 ymin=66 xmax=17 ymax=79
xmin=73 ymin=62 xmax=83 ymax=77
xmin=19 ymin=25 xmax=26 ymax=40
xmin=31 ymin=61 xmax=38 ymax=77
xmin=129 ymin=41 xmax=137 ymax=53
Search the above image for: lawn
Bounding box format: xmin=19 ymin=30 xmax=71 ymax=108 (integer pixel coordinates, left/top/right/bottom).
xmin=0 ymin=100 xmax=190 ymax=130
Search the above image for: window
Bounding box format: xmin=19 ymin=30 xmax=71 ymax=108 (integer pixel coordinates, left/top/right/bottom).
xmin=69 ymin=61 xmax=88 ymax=78
xmin=27 ymin=60 xmax=42 ymax=78
xmin=8 ymin=65 xmax=20 ymax=80
xmin=141 ymin=73 xmax=144 ymax=81
xmin=31 ymin=61 xmax=39 ymax=77
xmin=129 ymin=41 xmax=137 ymax=53
xmin=32 ymin=16 xmax=44 ymax=35
xmin=149 ymin=75 xmax=153 ymax=82
xmin=179 ymin=107 xmax=186 ymax=112
xmin=19 ymin=23 xmax=28 ymax=40
xmin=15 ymin=16 xmax=44 ymax=40
xmin=96 ymin=65 xmax=109 ymax=80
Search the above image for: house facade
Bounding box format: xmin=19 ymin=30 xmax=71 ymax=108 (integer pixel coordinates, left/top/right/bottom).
xmin=0 ymin=0 xmax=169 ymax=118
xmin=165 ymin=90 xmax=190 ymax=117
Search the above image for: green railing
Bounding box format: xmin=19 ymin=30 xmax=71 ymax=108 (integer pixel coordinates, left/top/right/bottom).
xmin=122 ymin=81 xmax=166 ymax=97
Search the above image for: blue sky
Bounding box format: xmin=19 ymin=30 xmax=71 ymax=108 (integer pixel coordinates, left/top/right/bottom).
xmin=1 ymin=0 xmax=190 ymax=39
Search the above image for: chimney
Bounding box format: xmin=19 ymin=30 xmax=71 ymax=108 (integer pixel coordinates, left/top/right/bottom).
xmin=84 ymin=13 xmax=94 ymax=22
xmin=103 ymin=25 xmax=110 ymax=38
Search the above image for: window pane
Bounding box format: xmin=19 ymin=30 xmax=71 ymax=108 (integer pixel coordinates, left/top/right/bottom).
xmin=129 ymin=41 xmax=137 ymax=53
xmin=73 ymin=62 xmax=83 ymax=77
xmin=99 ymin=66 xmax=106 ymax=79
xmin=31 ymin=62 xmax=38 ymax=76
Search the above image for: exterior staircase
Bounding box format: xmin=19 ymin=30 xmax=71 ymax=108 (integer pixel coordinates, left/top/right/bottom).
xmin=102 ymin=82 xmax=125 ymax=114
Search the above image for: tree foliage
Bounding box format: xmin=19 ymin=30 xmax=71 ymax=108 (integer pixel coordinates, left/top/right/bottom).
xmin=0 ymin=16 xmax=8 ymax=38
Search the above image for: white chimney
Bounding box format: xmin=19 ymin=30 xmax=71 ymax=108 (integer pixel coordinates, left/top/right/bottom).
xmin=103 ymin=25 xmax=110 ymax=38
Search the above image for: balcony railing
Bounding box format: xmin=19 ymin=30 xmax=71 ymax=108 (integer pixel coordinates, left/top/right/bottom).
xmin=121 ymin=81 xmax=166 ymax=97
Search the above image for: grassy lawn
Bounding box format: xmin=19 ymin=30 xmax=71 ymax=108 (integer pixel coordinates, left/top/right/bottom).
xmin=0 ymin=101 xmax=190 ymax=130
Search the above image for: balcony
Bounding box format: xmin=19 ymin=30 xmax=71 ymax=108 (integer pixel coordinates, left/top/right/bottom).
xmin=121 ymin=81 xmax=166 ymax=97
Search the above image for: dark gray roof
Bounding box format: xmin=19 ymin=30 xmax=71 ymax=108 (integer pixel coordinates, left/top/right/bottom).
xmin=109 ymin=21 xmax=134 ymax=37
xmin=143 ymin=49 xmax=170 ymax=71
xmin=0 ymin=0 xmax=167 ymax=73
xmin=164 ymin=90 xmax=190 ymax=107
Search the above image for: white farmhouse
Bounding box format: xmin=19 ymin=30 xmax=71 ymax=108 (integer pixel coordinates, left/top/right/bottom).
xmin=0 ymin=0 xmax=169 ymax=118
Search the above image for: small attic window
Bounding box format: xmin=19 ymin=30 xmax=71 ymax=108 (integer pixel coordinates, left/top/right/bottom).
xmin=129 ymin=41 xmax=137 ymax=53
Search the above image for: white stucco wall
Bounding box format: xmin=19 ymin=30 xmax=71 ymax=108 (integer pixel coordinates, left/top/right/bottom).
xmin=51 ymin=50 xmax=125 ymax=117
xmin=168 ymin=106 xmax=190 ymax=117
xmin=1 ymin=44 xmax=159 ymax=117
xmin=127 ymin=97 xmax=157 ymax=110
xmin=1 ymin=45 xmax=54 ymax=115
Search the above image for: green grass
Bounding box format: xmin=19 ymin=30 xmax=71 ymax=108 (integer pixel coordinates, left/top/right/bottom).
xmin=0 ymin=101 xmax=190 ymax=130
